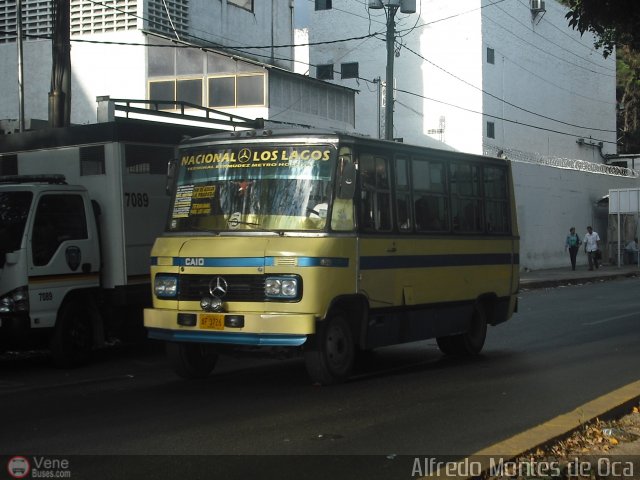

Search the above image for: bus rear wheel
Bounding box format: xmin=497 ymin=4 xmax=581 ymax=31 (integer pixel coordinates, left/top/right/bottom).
xmin=304 ymin=312 xmax=354 ymax=385
xmin=167 ymin=342 xmax=218 ymax=379
xmin=436 ymin=303 xmax=487 ymax=356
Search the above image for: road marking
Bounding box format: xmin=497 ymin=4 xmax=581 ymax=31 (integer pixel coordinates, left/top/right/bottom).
xmin=583 ymin=312 xmax=640 ymax=326
xmin=422 ymin=380 xmax=640 ymax=480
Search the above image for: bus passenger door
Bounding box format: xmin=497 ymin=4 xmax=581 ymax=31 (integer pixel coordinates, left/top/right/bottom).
xmin=357 ymin=152 xmax=398 ymax=308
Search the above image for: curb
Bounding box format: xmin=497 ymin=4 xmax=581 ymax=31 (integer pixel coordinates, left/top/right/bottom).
xmin=455 ymin=381 xmax=640 ymax=479
xmin=520 ymin=271 xmax=640 ymax=290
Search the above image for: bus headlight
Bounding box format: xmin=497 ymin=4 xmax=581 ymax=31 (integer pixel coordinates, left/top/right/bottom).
xmin=0 ymin=286 xmax=29 ymax=313
xmin=154 ymin=274 xmax=178 ymax=299
xmin=265 ymin=276 xmax=300 ymax=299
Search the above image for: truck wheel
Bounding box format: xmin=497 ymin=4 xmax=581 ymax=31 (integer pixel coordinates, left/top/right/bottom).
xmin=304 ymin=312 xmax=354 ymax=385
xmin=166 ymin=342 xmax=218 ymax=379
xmin=436 ymin=303 xmax=487 ymax=356
xmin=50 ymin=300 xmax=93 ymax=368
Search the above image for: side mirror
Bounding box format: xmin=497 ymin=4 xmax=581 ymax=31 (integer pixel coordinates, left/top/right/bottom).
xmin=337 ymin=157 xmax=356 ymax=200
xmin=5 ymin=251 xmax=19 ymax=266
xmin=166 ymin=159 xmax=177 ymax=196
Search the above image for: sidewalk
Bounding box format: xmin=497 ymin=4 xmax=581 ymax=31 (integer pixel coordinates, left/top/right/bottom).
xmin=513 ymin=261 xmax=640 ymax=470
xmin=519 ymin=262 xmax=640 ymax=290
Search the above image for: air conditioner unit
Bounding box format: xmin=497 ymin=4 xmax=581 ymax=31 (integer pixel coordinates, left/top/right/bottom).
xmin=530 ymin=0 xmax=545 ymax=12
xmin=400 ymin=0 xmax=416 ymax=14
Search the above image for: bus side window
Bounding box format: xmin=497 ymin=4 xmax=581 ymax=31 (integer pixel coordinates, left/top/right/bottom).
xmin=359 ymin=153 xmax=391 ymax=232
xmin=395 ymin=156 xmax=412 ymax=231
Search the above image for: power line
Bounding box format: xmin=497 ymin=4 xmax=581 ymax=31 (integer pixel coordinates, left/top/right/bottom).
xmin=394 ymin=87 xmax=616 ymax=145
xmin=8 ymin=2 xmax=616 ymax=144
xmin=491 ymin=1 xmax=612 ymax=73
xmin=402 ymin=44 xmax=616 ymax=133
xmin=481 ymin=11 xmax=615 ymax=78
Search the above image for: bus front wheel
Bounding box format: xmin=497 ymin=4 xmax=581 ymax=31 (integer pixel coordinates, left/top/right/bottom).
xmin=436 ymin=303 xmax=487 ymax=356
xmin=167 ymin=342 xmax=218 ymax=379
xmin=304 ymin=312 xmax=355 ymax=385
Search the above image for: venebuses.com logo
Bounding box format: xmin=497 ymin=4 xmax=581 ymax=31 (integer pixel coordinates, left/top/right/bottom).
xmin=7 ymin=456 xmax=30 ymax=479
xmin=6 ymin=456 xmax=71 ymax=478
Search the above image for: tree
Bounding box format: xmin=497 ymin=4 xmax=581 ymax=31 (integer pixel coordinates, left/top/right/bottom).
xmin=617 ymin=47 xmax=640 ymax=153
xmin=562 ymin=0 xmax=640 ymax=58
xmin=561 ymin=0 xmax=640 ymax=153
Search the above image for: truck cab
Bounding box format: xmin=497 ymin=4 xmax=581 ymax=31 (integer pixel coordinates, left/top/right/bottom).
xmin=0 ymin=175 xmax=101 ymax=364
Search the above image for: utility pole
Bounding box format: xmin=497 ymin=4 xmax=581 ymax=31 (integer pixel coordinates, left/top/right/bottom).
xmin=384 ymin=5 xmax=397 ymax=141
xmin=367 ymin=0 xmax=415 ymax=141
xmin=49 ymin=0 xmax=71 ymax=128
xmin=17 ymin=0 xmax=25 ymax=132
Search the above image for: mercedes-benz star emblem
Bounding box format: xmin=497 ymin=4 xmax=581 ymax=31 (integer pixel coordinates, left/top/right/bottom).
xmin=238 ymin=148 xmax=251 ymax=163
xmin=209 ymin=277 xmax=228 ymax=298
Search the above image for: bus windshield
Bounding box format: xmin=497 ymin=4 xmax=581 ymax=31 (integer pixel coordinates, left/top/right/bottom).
xmin=167 ymin=143 xmax=337 ymax=233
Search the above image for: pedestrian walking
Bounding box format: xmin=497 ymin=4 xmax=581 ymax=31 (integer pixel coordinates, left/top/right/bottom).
xmin=583 ymin=226 xmax=601 ymax=270
xmin=625 ymin=237 xmax=638 ymax=264
xmin=565 ymin=227 xmax=581 ymax=270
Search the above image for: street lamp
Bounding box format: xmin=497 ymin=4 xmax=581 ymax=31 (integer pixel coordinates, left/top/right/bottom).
xmin=368 ymin=0 xmax=416 ymax=141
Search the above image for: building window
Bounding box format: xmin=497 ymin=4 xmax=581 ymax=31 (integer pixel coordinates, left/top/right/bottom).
xmin=125 ymin=145 xmax=174 ymax=174
xmin=236 ymin=75 xmax=265 ymax=106
xmin=486 ymin=47 xmax=495 ymax=65
xmin=176 ymin=78 xmax=203 ymax=107
xmin=148 ymin=78 xmax=205 ymax=109
xmin=315 ymin=0 xmax=332 ymax=10
xmin=146 ymin=0 xmax=189 ymax=38
xmin=228 ymin=0 xmax=253 ymax=11
xmin=341 ymin=62 xmax=359 ymax=79
xmin=208 ymin=73 xmax=265 ymax=108
xmin=316 ymin=64 xmax=334 ymax=80
xmin=487 ymin=121 xmax=495 ymax=139
xmin=80 ymin=146 xmax=105 ymax=176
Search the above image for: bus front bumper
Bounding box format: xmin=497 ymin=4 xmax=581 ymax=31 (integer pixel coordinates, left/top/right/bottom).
xmin=144 ymin=308 xmax=315 ymax=347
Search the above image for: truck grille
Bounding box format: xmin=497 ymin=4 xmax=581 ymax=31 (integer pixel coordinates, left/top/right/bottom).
xmin=179 ymin=274 xmax=266 ymax=302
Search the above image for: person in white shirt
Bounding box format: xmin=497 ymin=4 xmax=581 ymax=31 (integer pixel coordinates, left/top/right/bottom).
xmin=583 ymin=226 xmax=601 ymax=270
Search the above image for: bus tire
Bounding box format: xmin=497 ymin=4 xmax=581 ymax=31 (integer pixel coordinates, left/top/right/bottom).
xmin=304 ymin=312 xmax=354 ymax=385
xmin=167 ymin=342 xmax=218 ymax=379
xmin=50 ymin=299 xmax=94 ymax=368
xmin=436 ymin=303 xmax=487 ymax=356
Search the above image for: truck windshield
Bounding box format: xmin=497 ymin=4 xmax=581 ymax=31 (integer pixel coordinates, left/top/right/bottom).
xmin=0 ymin=191 xmax=33 ymax=262
xmin=167 ymin=143 xmax=336 ymax=232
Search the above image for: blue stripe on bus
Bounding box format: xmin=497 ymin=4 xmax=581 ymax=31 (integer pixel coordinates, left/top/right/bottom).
xmin=150 ymin=256 xmax=350 ymax=268
xmin=359 ymin=253 xmax=518 ymax=270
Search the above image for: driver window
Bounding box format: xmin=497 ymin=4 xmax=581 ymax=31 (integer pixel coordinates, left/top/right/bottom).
xmin=32 ymin=194 xmax=88 ymax=266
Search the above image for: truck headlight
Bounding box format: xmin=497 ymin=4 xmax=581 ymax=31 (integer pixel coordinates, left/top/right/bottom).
xmin=154 ymin=274 xmax=178 ymax=299
xmin=0 ymin=286 xmax=29 ymax=313
xmin=265 ymin=276 xmax=300 ymax=299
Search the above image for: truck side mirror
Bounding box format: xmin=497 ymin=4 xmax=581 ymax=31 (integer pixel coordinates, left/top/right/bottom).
xmin=166 ymin=160 xmax=177 ymax=196
xmin=5 ymin=251 xmax=19 ymax=265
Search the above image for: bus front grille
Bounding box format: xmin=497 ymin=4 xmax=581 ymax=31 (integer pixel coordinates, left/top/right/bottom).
xmin=178 ymin=274 xmax=266 ymax=302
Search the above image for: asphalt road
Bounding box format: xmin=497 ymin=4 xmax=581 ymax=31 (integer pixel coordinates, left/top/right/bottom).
xmin=1 ymin=277 xmax=639 ymax=479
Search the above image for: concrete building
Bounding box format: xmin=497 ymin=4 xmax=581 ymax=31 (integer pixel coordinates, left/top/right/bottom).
xmin=0 ymin=0 xmax=354 ymax=131
xmin=302 ymin=0 xmax=639 ymax=269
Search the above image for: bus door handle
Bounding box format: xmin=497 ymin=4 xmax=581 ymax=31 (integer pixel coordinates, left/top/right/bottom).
xmin=387 ymin=243 xmax=397 ymax=253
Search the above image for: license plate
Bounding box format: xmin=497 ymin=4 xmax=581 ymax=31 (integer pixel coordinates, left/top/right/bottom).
xmin=200 ymin=313 xmax=224 ymax=330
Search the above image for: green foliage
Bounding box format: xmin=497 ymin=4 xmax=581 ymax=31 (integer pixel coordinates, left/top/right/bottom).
xmin=562 ymin=0 xmax=640 ymax=58
xmin=561 ymin=0 xmax=640 ymax=152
